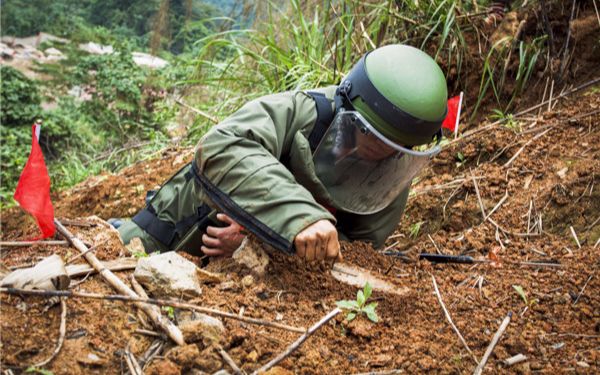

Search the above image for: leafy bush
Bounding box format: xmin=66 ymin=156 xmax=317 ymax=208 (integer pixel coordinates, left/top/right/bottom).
xmin=0 ymin=66 xmax=42 ymax=126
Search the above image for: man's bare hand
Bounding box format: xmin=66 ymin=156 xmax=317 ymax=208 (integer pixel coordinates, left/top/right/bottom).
xmin=294 ymin=219 xmax=341 ymax=262
xmin=201 ymin=213 xmax=246 ymax=257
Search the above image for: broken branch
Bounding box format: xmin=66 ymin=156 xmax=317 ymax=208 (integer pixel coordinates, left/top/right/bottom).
xmin=54 ymin=219 xmax=185 ymax=346
xmin=473 ymin=312 xmax=512 ymax=375
xmin=0 ymin=287 xmax=306 ymax=334
xmin=431 ymin=275 xmax=478 ymax=364
xmin=252 ymin=308 xmax=341 ymax=374
xmin=32 ymin=298 xmax=67 ymax=368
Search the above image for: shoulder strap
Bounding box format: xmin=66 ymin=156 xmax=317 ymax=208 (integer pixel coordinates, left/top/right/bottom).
xmin=306 ymin=91 xmax=335 ymax=153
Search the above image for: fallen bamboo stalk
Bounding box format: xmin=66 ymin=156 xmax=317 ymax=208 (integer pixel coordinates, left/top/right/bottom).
xmin=124 ymin=347 xmax=143 ymax=375
xmin=252 ymin=308 xmax=341 ymax=375
xmin=431 ymin=275 xmax=478 ymax=364
xmin=32 ymin=298 xmax=67 ymax=368
xmin=504 ymin=353 xmax=527 ymax=366
xmin=173 ymin=97 xmax=219 ymax=123
xmin=54 ymin=219 xmax=185 ymax=346
xmin=0 ymin=287 xmax=306 ymax=334
xmin=473 ymin=312 xmax=512 ymax=375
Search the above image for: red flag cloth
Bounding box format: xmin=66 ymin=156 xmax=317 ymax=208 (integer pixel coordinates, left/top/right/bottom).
xmin=13 ymin=124 xmax=56 ymax=239
xmin=441 ymin=95 xmax=461 ymax=132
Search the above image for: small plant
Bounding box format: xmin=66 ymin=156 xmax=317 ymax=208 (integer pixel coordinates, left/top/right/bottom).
xmin=132 ymin=250 xmax=149 ymax=258
xmin=25 ymin=367 xmax=54 ymax=375
xmin=409 ymin=221 xmax=424 ymax=239
xmin=512 ymin=285 xmax=538 ymax=307
xmin=162 ymin=306 xmax=175 ymax=319
xmin=455 ymin=152 xmax=466 ymax=168
xmin=491 ymin=109 xmax=521 ymax=132
xmin=336 ymin=282 xmax=379 ymax=323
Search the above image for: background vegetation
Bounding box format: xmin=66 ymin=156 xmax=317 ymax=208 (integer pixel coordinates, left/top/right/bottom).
xmin=2 ymin=0 xmax=563 ymax=208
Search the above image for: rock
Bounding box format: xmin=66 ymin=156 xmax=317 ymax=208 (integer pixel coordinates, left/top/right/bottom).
xmin=246 ymin=350 xmax=259 ymax=363
xmin=179 ymin=312 xmax=225 ymax=344
xmin=212 ymin=371 xmax=231 ymax=375
xmin=577 ymin=361 xmax=589 ymax=368
xmin=132 ymin=51 xmax=169 ymax=69
xmin=241 ymin=275 xmax=255 ymax=288
xmin=146 ymin=359 xmax=181 ymax=375
xmin=79 ymin=42 xmax=113 ymax=55
xmin=134 ymin=252 xmax=202 ymax=298
xmin=44 ymin=47 xmax=65 ymax=61
xmin=76 ymin=352 xmax=108 ymax=366
xmin=1 ymin=254 xmax=70 ymax=291
xmin=347 ymin=319 xmax=373 ymax=339
xmin=370 ymin=353 xmax=392 ymax=367
xmin=232 ymin=237 xmax=270 ymax=275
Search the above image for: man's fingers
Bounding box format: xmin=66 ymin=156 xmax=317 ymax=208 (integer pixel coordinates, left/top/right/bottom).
xmin=202 ymin=233 xmax=221 ymax=248
xmin=216 ymin=213 xmax=235 ymax=225
xmin=315 ymin=234 xmax=327 ymax=261
xmin=201 ymin=246 xmax=227 ymax=257
xmin=295 ymin=237 xmax=307 ymax=259
xmin=206 ymin=225 xmax=227 ymax=237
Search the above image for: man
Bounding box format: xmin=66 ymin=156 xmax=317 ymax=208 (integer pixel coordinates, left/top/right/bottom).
xmin=117 ymin=44 xmax=448 ymax=262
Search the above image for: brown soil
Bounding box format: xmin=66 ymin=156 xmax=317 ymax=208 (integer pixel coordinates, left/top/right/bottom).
xmin=2 ymin=6 xmax=600 ymax=374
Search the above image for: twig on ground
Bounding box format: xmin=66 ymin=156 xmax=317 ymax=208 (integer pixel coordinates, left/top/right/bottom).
xmin=0 ymin=287 xmax=306 ymax=333
xmin=252 ymin=308 xmax=341 ymax=375
xmin=428 ymin=235 xmax=441 ymax=254
xmin=504 ymin=354 xmax=527 ymax=366
xmin=431 ymin=275 xmax=478 ymax=364
xmin=139 ymin=339 xmax=164 ymax=370
xmin=66 ymin=258 xmax=137 ymax=278
xmin=124 ymin=347 xmax=143 ymax=375
xmin=383 ymin=241 xmax=400 ymax=251
xmin=134 ymin=329 xmax=163 ymax=338
xmin=32 ymin=298 xmax=67 ymax=368
xmin=473 ymin=311 xmax=512 ymax=375
xmin=471 ymin=173 xmax=487 ymax=220
xmin=57 ymin=218 xmax=96 ymax=227
xmin=54 ymin=219 xmax=185 ymax=346
xmin=1 ymin=240 xmax=71 ymax=247
xmin=65 ymin=239 xmax=110 ymax=265
xmin=573 ymin=273 xmax=594 ymax=305
xmin=484 ymin=191 xmax=509 ymax=221
xmin=569 ymin=226 xmax=582 ymax=249
xmin=218 ymin=346 xmax=244 ymax=375
xmin=503 ymin=127 xmax=553 ymax=168
xmin=351 ymin=370 xmax=403 ymax=375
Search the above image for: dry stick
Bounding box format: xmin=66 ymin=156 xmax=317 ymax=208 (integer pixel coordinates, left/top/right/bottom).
xmin=431 ymin=275 xmax=478 ymax=364
xmin=32 ymin=298 xmax=67 ymax=368
xmin=593 ymin=0 xmax=600 ymax=27
xmin=53 ymin=219 xmax=186 ymax=346
xmin=569 ymin=226 xmax=582 ymax=249
xmin=218 ymin=346 xmax=243 ymax=375
xmin=473 ymin=312 xmax=512 ymax=375
xmin=173 ymin=97 xmax=219 ymax=124
xmin=503 ymin=127 xmax=553 ymax=168
xmin=252 ymin=308 xmax=341 ymax=375
xmin=65 ymin=238 xmax=110 ymax=265
xmin=0 ymin=287 xmax=306 ymax=334
xmin=66 ymin=258 xmax=137 ymax=278
xmin=351 ymin=370 xmax=403 ymax=375
xmin=124 ymin=348 xmax=143 ymax=375
xmin=484 ymin=191 xmax=508 ymax=221
xmin=471 ymin=173 xmax=487 ymax=220
xmin=573 ymin=273 xmax=594 ymax=306
xmin=0 ymin=240 xmax=71 ymax=247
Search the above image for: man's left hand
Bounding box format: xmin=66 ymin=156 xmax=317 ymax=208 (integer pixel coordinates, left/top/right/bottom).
xmin=201 ymin=213 xmax=246 ymax=257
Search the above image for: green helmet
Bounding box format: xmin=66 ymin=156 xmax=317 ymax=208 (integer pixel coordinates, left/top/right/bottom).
xmin=337 ymin=44 xmax=448 ymax=146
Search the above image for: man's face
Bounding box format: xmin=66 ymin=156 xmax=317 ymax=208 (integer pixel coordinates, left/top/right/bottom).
xmin=354 ymin=129 xmax=398 ymax=161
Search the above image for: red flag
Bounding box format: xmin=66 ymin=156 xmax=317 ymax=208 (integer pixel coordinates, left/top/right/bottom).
xmin=13 ymin=124 xmax=56 ymax=239
xmin=441 ymin=95 xmax=462 ymax=132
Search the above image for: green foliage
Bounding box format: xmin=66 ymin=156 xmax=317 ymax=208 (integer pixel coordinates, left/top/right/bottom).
xmin=336 ymin=282 xmax=379 ymax=323
xmin=25 ymin=367 xmax=54 ymax=375
xmin=512 ymin=284 xmax=538 ymax=307
xmin=455 ymin=152 xmax=466 ymax=168
xmin=491 ymin=109 xmax=521 ymax=132
xmin=162 ymin=306 xmax=175 ymax=319
xmin=409 ymin=221 xmax=424 ymax=239
xmin=0 ymin=66 xmax=42 ymax=126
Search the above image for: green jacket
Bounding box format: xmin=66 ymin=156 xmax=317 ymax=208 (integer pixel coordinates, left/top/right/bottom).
xmin=193 ymin=86 xmax=410 ymax=253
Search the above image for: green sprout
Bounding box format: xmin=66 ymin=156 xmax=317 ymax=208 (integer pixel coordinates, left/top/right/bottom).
xmin=132 ymin=250 xmax=149 ymax=258
xmin=336 ymin=282 xmax=379 ymax=323
xmin=162 ymin=306 xmax=175 ymax=319
xmin=409 ymin=221 xmax=424 ymax=239
xmin=455 ymin=152 xmax=466 ymax=168
xmin=512 ymin=285 xmax=538 ymax=307
xmin=26 ymin=367 xmax=54 ymax=375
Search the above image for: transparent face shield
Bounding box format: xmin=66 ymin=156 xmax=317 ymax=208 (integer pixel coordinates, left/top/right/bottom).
xmin=313 ymin=111 xmax=441 ymax=214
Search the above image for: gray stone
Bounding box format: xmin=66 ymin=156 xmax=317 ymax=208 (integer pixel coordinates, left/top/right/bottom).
xmin=134 ymin=252 xmax=202 ymax=298
xmin=178 ymin=312 xmax=225 ymax=344
xmin=232 ymin=237 xmax=269 ymax=275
